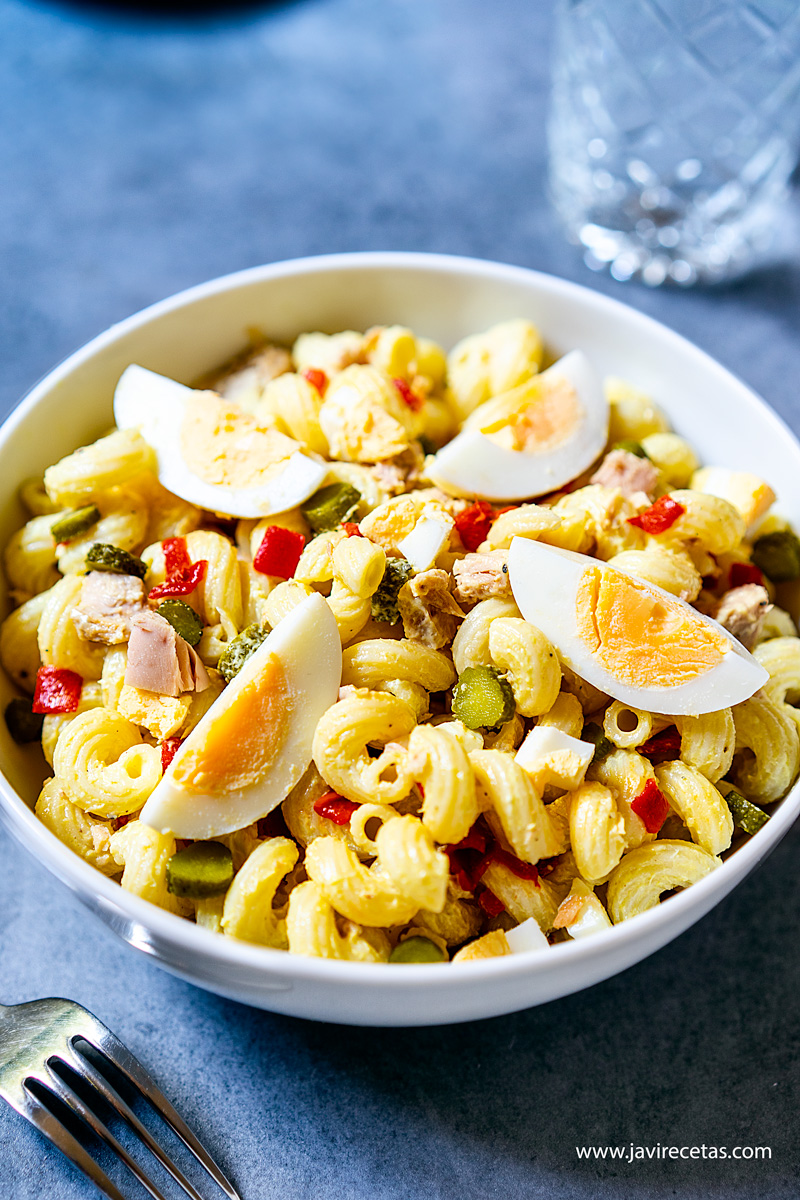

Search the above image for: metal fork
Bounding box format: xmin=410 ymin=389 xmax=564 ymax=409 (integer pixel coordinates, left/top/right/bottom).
xmin=0 ymin=997 xmax=241 ymax=1200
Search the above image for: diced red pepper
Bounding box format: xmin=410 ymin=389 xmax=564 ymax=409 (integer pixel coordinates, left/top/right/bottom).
xmin=253 ymin=525 xmax=306 ymax=579
xmin=161 ymin=737 xmax=184 ymax=772
xmin=729 ymin=562 xmax=764 ymax=589
xmin=415 ymin=781 xmax=425 ymax=799
xmin=454 ymin=501 xmax=497 ymax=552
xmin=303 ymin=368 xmax=328 ymax=397
xmin=477 ymin=887 xmax=506 ymax=917
xmin=488 ymin=847 xmax=541 ymax=884
xmin=32 ymin=666 xmax=83 ymax=714
xmin=149 ymin=537 xmax=208 ymax=600
xmin=314 ymin=791 xmax=360 ymax=826
xmin=628 ymin=495 xmax=686 ymax=535
xmin=631 ymin=779 xmax=670 ymax=834
xmin=639 ymin=726 xmax=682 ymax=765
xmin=343 ymin=522 xmax=363 ymax=537
xmin=392 ymin=377 xmax=424 ymax=412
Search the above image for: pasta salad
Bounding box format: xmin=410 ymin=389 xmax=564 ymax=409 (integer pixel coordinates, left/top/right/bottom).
xmin=3 ymin=318 xmax=800 ymax=965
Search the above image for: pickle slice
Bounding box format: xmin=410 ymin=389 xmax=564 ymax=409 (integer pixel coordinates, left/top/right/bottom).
xmin=217 ymin=623 xmax=270 ymax=683
xmin=51 ymin=504 xmax=100 ymax=543
xmin=156 ymin=600 xmax=203 ymax=647
xmin=452 ymin=666 xmax=515 ymax=731
xmin=389 ymin=936 xmax=447 ymax=964
xmin=166 ymin=841 xmax=234 ymax=898
xmin=301 ymin=483 xmax=361 ymax=532
xmin=86 ymin=542 xmax=147 ymax=579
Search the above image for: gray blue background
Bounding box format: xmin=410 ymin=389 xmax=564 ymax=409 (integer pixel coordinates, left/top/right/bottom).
xmin=1 ymin=1 xmax=799 ymax=1197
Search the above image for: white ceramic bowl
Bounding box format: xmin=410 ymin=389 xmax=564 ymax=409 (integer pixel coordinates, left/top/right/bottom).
xmin=2 ymin=252 xmax=799 ymax=1027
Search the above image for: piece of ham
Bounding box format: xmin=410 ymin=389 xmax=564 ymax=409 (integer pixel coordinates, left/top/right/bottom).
xmin=452 ymin=550 xmax=512 ymax=605
xmin=590 ymin=448 xmax=659 ymax=501
xmin=125 ymin=610 xmax=210 ymax=697
xmin=713 ymin=584 xmax=771 ymax=651
xmin=397 ymin=568 xmax=465 ymax=649
xmin=72 ymin=572 xmax=145 ymax=645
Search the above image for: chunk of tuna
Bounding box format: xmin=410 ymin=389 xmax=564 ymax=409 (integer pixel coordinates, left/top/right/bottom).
xmin=72 ymin=572 xmax=145 ymax=645
xmin=713 ymin=584 xmax=771 ymax=651
xmin=125 ymin=610 xmax=210 ymax=697
xmin=397 ymin=569 xmax=465 ymax=649
xmin=590 ymin=448 xmax=659 ymax=500
xmin=452 ymin=550 xmax=512 ymax=605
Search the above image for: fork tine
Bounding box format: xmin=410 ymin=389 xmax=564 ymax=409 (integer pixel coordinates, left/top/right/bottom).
xmin=73 ymin=1031 xmax=241 ymax=1200
xmin=41 ymin=1063 xmax=171 ymax=1200
xmin=62 ymin=1042 xmax=210 ymax=1200
xmin=19 ymin=1088 xmax=127 ymax=1200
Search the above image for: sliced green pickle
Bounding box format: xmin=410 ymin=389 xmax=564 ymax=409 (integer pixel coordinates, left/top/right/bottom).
xmin=725 ymin=788 xmax=769 ymax=835
xmin=51 ymin=504 xmax=100 ymax=543
xmin=4 ymin=698 xmax=44 ymax=744
xmin=751 ymin=529 xmax=800 ymax=583
xmin=301 ymin=483 xmax=361 ymax=532
xmin=218 ymin=623 xmax=270 ymax=682
xmin=371 ymin=557 xmax=413 ymax=624
xmin=452 ymin=666 xmax=515 ymax=731
xmin=86 ymin=542 xmax=147 ymax=579
xmin=157 ymin=600 xmax=203 ymax=647
xmin=582 ymin=722 xmax=614 ymax=762
xmin=389 ymin=936 xmax=447 ymax=964
xmin=166 ymin=841 xmax=234 ymax=898
xmin=612 ymin=439 xmax=649 ymax=459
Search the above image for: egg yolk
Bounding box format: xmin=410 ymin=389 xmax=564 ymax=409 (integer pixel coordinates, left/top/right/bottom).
xmin=180 ymin=392 xmax=300 ymax=489
xmin=480 ymin=375 xmax=584 ymax=455
xmin=171 ymin=652 xmax=289 ymax=793
xmin=575 ymin=566 xmax=728 ymax=690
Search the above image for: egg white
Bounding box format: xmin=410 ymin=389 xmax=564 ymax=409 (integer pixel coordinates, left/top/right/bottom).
xmin=428 ymin=350 xmax=607 ymax=501
xmin=114 ymin=365 xmax=328 ymax=518
xmin=507 ymin=537 xmax=768 ymax=716
xmin=139 ymin=593 xmax=342 ymax=839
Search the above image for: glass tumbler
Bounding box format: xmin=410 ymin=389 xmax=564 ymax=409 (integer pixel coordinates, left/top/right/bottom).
xmin=548 ymin=0 xmax=800 ymax=285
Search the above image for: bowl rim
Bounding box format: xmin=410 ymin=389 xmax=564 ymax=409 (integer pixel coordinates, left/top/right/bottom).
xmin=2 ymin=248 xmax=798 ymax=990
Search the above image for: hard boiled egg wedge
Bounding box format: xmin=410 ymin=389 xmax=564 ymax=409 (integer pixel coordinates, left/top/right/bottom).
xmin=507 ymin=538 xmax=767 ymax=716
xmin=429 ymin=350 xmax=607 ymax=501
xmin=114 ymin=365 xmax=328 ymax=518
xmin=139 ymin=593 xmax=341 ymax=839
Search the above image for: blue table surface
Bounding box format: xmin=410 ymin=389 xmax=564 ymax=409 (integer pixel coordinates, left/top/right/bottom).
xmin=3 ymin=1 xmax=800 ymax=1197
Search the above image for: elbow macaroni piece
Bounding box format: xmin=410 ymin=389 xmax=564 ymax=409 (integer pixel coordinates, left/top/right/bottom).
xmin=469 ymin=749 xmax=558 ymax=863
xmin=374 ymin=814 xmax=449 ymax=912
xmin=607 ymin=840 xmax=720 ymax=923
xmin=332 ymin=536 xmax=386 ymax=599
xmin=605 ymin=378 xmax=670 ymax=442
xmin=568 ymin=781 xmax=625 ymax=883
xmin=286 ymin=880 xmax=390 ymax=962
xmin=4 ymin=513 xmax=62 ymax=595
xmin=537 ymin=691 xmax=584 ymax=739
xmin=732 ymin=693 xmax=800 ymax=805
xmin=185 ymin=530 xmax=243 ymax=645
xmin=606 ymin=547 xmax=701 ymax=602
xmin=654 ymin=760 xmax=733 ymax=856
xmin=451 ymin=597 xmax=521 ymax=674
xmin=109 ymin=821 xmax=182 ymax=914
xmin=257 ymin=372 xmax=329 ymax=456
xmin=639 ymin=433 xmax=698 ymax=488
xmin=305 ymin=837 xmax=420 ymax=926
xmin=0 ymin=590 xmax=48 ymax=692
xmin=35 ymin=777 xmax=118 ymax=876
xmin=41 ymin=681 xmax=104 ymax=766
xmin=675 ymin=709 xmax=735 ymax=783
xmin=603 ymin=702 xmax=654 ymax=749
xmin=221 ymin=837 xmax=299 ymax=948
xmin=657 ymin=491 xmax=745 ymax=557
xmin=53 ymin=707 xmax=162 ymax=817
xmin=488 ymin=618 xmax=561 ymax=717
xmin=754 ymin=636 xmax=800 ymax=709
xmin=341 ymin=638 xmax=456 ymax=692
xmin=44 ymin=428 xmax=155 ymax=506
xmin=590 ymin=748 xmax=659 ymax=848
xmin=312 ymin=691 xmax=417 ymax=805
xmin=407 ymin=723 xmax=479 ymax=844
xmin=326 ymin=579 xmax=373 ymax=644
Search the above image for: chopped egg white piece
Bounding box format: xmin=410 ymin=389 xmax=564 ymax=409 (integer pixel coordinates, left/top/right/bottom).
xmin=114 ymin=365 xmax=328 ymax=518
xmin=515 ymin=726 xmax=593 ymax=792
xmin=560 ymin=880 xmax=613 ymax=940
xmin=397 ymin=514 xmax=453 ymax=573
xmin=505 ymin=918 xmax=549 ymax=954
xmin=508 ymin=537 xmax=768 ymax=715
xmin=139 ymin=593 xmax=341 ymax=839
xmin=428 ymin=350 xmax=607 ymax=501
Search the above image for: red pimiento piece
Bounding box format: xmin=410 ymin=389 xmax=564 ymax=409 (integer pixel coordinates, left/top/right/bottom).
xmin=477 ymin=887 xmax=506 ymax=917
xmin=253 ymin=525 xmax=306 ymax=579
xmin=149 ymin=537 xmax=208 ymax=600
xmin=628 ymin=495 xmax=686 ymax=535
xmin=639 ymin=726 xmax=682 ymax=765
xmin=32 ymin=666 xmax=83 ymax=714
xmin=303 ymin=368 xmax=328 ymax=397
xmin=730 ymin=562 xmax=764 ymax=589
xmin=314 ymin=791 xmax=360 ymax=826
xmin=488 ymin=847 xmax=540 ymax=884
xmin=392 ymin=377 xmax=424 ymax=412
xmin=454 ymin=501 xmax=497 ymax=552
xmin=631 ymin=779 xmax=670 ymax=834
xmin=161 ymin=737 xmax=184 ymax=772
xmin=343 ymin=522 xmax=363 ymax=537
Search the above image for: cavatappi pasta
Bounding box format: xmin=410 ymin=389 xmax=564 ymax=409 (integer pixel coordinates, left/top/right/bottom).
xmin=3 ymin=317 xmax=799 ymax=966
